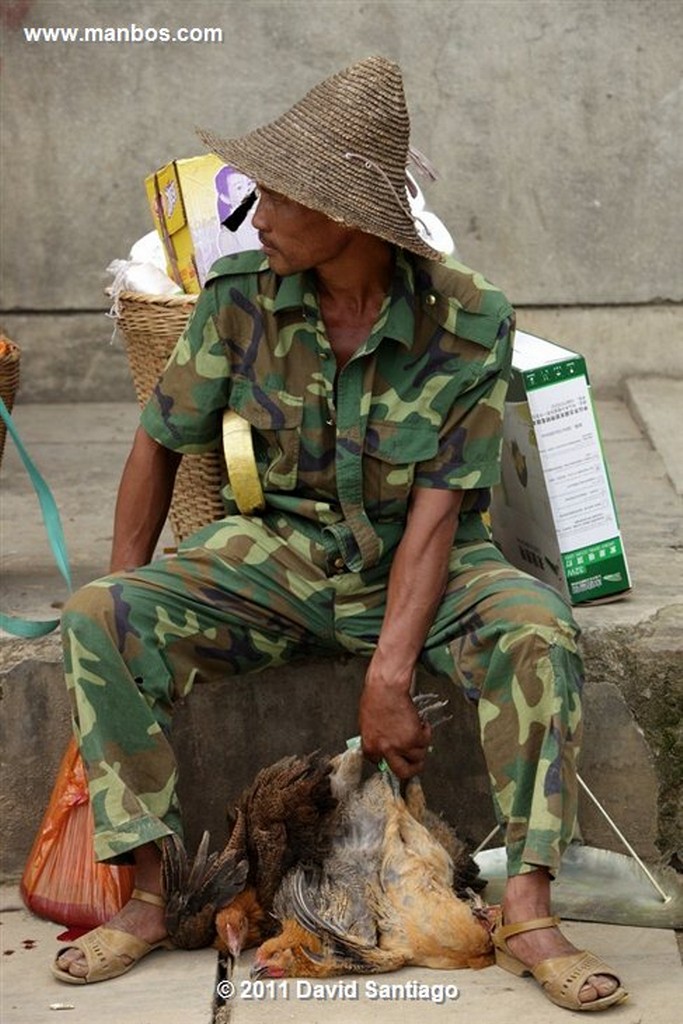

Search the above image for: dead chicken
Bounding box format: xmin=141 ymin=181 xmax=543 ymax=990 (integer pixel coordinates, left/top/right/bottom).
xmin=251 ymin=764 xmax=397 ymax=979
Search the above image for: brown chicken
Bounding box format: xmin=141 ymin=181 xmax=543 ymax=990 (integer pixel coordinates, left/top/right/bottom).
xmin=215 ymin=887 xmax=268 ymax=957
xmin=250 ymin=919 xmax=327 ymax=979
xmin=252 ymin=694 xmax=457 ymax=965
xmin=161 ymin=830 xmax=248 ymax=949
xmin=162 ymin=751 xmax=341 ymax=950
xmin=251 ymin=771 xmax=494 ymax=978
xmin=213 ymin=748 xmax=359 ymax=956
xmin=215 ymin=744 xmax=367 ymax=953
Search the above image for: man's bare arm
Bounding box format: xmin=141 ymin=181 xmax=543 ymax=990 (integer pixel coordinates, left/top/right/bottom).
xmin=359 ymin=485 xmax=463 ymax=778
xmin=109 ymin=426 xmax=181 ymax=573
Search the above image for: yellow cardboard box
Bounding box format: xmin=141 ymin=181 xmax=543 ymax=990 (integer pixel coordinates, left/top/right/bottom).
xmin=145 ymin=155 xmax=259 ymax=294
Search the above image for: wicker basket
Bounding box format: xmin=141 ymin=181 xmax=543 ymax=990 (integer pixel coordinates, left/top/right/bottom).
xmin=0 ymin=335 xmax=21 ymax=470
xmin=113 ymin=291 xmax=226 ymax=543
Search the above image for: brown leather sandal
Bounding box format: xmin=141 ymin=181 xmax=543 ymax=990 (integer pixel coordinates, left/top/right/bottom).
xmin=51 ymin=888 xmax=173 ymax=985
xmin=493 ymin=915 xmax=628 ymax=1012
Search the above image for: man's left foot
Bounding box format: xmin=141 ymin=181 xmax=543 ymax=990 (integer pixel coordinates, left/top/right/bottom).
xmin=493 ymin=915 xmax=627 ymax=1011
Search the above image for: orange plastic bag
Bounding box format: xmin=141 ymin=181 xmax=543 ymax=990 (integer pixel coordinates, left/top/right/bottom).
xmin=20 ymin=737 xmax=134 ymax=930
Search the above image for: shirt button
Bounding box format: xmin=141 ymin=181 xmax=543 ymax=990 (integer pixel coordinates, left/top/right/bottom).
xmin=333 ymin=556 xmax=345 ymax=570
xmin=425 ymin=293 xmax=437 ymax=306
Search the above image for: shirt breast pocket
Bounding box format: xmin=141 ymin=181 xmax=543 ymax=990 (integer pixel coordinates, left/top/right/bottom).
xmin=228 ymin=377 xmax=303 ymax=490
xmin=363 ymin=421 xmax=439 ymax=517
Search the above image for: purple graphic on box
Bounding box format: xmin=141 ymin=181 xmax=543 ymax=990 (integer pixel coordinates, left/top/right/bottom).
xmin=215 ymin=166 xmax=253 ymax=224
xmin=213 ymin=165 xmax=260 ymax=254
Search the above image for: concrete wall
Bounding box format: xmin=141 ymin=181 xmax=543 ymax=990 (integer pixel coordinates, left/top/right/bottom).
xmin=1 ymin=0 xmax=681 ymax=399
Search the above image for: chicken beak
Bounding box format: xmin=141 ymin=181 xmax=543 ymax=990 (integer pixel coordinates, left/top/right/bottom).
xmin=225 ymin=923 xmax=244 ymax=958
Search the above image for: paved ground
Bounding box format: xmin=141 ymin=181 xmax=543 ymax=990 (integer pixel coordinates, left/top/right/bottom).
xmin=1 ymin=884 xmax=680 ymax=1024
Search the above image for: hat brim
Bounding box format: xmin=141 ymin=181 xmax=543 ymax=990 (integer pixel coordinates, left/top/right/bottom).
xmin=196 ymin=124 xmax=444 ymax=262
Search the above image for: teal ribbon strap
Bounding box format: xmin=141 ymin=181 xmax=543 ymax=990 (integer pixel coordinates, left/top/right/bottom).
xmin=0 ymin=398 xmax=72 ymax=637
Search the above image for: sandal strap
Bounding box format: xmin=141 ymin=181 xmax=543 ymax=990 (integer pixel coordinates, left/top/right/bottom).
xmin=73 ymin=925 xmax=156 ymax=962
xmin=131 ymin=887 xmax=165 ymax=908
xmin=496 ymin=915 xmax=560 ymax=943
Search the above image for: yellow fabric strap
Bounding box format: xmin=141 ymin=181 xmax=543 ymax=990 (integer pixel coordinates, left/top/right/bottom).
xmin=221 ymin=410 xmax=266 ymax=515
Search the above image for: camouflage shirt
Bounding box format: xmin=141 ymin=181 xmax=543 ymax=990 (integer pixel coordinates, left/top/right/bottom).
xmin=141 ymin=249 xmax=514 ymax=571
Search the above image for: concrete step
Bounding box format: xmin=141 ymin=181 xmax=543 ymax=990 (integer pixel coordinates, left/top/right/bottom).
xmin=1 ymin=397 xmax=681 ymax=885
xmin=625 ymin=377 xmax=683 ymax=497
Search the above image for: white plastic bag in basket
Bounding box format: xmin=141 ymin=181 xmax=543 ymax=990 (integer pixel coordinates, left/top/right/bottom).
xmin=106 ymin=231 xmax=182 ymax=319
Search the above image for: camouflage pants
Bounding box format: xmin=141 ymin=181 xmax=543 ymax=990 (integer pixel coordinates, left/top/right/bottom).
xmin=62 ymin=513 xmax=583 ymax=876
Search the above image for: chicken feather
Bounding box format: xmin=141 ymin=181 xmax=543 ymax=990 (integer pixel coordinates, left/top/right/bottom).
xmin=214 ymin=749 xmax=349 ymax=957
xmin=161 ymin=830 xmax=248 ymax=949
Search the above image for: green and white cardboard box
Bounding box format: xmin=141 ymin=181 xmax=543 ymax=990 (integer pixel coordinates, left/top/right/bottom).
xmin=490 ymin=330 xmax=631 ymax=605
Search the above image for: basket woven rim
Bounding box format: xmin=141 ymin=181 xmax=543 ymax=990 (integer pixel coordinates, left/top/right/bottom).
xmin=114 ymin=290 xmax=198 ymax=307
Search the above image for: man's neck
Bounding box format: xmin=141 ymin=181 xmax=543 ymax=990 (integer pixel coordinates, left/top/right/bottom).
xmin=314 ymin=236 xmax=395 ymax=367
xmin=314 ymin=235 xmax=394 ymax=314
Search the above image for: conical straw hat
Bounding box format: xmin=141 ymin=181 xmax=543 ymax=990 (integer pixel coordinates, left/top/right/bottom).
xmin=197 ymin=55 xmax=443 ymax=261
